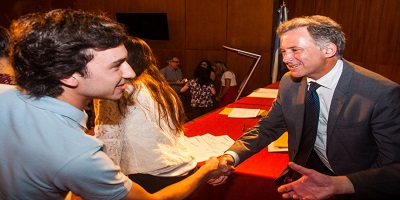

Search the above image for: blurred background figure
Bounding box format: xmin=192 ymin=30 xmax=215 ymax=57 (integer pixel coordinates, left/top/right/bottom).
xmin=160 ymin=56 xmax=191 ymax=120
xmin=0 ymin=26 xmax=15 ymax=85
xmin=198 ymin=59 xmax=216 ymax=83
xmin=180 ymin=59 xmax=216 ymax=120
xmin=212 ymin=61 xmax=237 ymax=107
xmin=160 ymin=56 xmax=186 ymax=94
xmin=94 ymin=37 xmax=197 ymax=193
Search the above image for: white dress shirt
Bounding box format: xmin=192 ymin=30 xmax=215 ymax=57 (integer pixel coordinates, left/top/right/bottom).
xmin=226 ymin=60 xmax=344 ymax=170
xmin=307 ymin=59 xmax=343 ymax=171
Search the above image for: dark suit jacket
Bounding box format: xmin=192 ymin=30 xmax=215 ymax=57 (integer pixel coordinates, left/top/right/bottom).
xmin=347 ymin=163 xmax=400 ymax=199
xmin=228 ymin=60 xmax=400 ymax=175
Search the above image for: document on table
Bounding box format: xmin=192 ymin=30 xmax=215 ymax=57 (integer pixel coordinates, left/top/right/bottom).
xmin=219 ymin=107 xmax=267 ymax=117
xmin=227 ymin=107 xmax=260 ymax=118
xmin=248 ymin=88 xmax=278 ymax=98
xmin=186 ymin=133 xmax=235 ymax=162
xmin=268 ymin=131 xmax=288 ymax=152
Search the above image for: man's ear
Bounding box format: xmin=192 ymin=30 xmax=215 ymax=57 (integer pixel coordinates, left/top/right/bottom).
xmin=60 ymin=73 xmax=79 ymax=87
xmin=323 ymin=42 xmax=337 ymax=58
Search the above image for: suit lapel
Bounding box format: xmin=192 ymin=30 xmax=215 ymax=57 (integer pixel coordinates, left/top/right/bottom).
xmin=327 ymin=60 xmax=353 ymax=139
xmin=295 ymin=78 xmax=308 ymax=146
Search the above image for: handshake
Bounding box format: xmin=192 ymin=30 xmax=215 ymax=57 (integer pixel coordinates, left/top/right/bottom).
xmin=198 ymin=155 xmax=235 ymax=186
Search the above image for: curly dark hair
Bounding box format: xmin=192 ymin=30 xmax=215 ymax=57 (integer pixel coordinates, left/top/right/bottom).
xmin=195 ymin=59 xmax=213 ymax=86
xmin=9 ymin=9 xmax=127 ymax=98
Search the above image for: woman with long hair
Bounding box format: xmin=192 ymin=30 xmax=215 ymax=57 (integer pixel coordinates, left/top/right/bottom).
xmin=94 ymin=37 xmax=196 ymax=193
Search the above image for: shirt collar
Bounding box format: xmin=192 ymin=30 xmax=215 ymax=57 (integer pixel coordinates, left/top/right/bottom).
xmin=307 ymin=59 xmax=343 ymax=90
xmin=168 ymin=65 xmax=177 ymax=71
xmin=18 ymin=92 xmax=88 ymax=129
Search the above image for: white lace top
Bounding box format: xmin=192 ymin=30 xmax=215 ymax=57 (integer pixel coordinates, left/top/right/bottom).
xmin=94 ymin=83 xmax=195 ymax=176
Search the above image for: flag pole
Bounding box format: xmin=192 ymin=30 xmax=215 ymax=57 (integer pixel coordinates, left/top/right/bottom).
xmin=271 ymin=0 xmax=288 ymax=83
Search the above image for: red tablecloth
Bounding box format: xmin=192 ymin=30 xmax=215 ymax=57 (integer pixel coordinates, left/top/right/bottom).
xmin=233 ymin=81 xmax=279 ymax=107
xmin=185 ymin=82 xmax=288 ymax=200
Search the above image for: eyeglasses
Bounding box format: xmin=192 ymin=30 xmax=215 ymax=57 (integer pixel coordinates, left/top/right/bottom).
xmin=170 ymin=60 xmax=180 ymax=64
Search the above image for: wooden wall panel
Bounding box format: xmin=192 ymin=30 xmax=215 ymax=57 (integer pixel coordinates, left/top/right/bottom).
xmin=2 ymin=0 xmax=398 ymax=86
xmin=76 ymin=0 xmax=186 ymax=51
xmin=227 ymin=51 xmax=271 ymax=96
xmin=185 ymin=0 xmax=227 ymax=50
xmin=76 ymin=0 xmax=188 ymax=72
xmin=226 ymin=0 xmax=274 ymax=51
xmin=225 ymin=0 xmax=274 ymax=94
xmin=151 ymin=48 xmax=187 ymax=73
xmin=0 ymin=0 xmax=77 ymax=27
xmin=185 ymin=50 xmax=227 ymax=78
xmin=285 ymin=0 xmax=400 ymax=83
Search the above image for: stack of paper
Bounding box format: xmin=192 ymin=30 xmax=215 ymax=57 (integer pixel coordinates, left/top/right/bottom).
xmin=268 ymin=131 xmax=288 ymax=152
xmin=228 ymin=108 xmax=260 ymax=118
xmin=186 ymin=133 xmax=235 ymax=162
xmin=219 ymin=107 xmax=267 ymax=118
xmin=248 ymin=88 xmax=278 ymax=99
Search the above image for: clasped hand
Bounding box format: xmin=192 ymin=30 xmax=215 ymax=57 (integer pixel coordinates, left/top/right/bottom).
xmin=206 ymin=155 xmax=235 ymax=186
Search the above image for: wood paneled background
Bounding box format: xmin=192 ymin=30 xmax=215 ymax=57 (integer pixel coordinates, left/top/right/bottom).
xmin=1 ymin=0 xmax=399 ymax=96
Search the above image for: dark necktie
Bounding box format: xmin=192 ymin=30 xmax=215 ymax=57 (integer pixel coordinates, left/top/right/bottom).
xmin=292 ymin=81 xmax=321 ymax=180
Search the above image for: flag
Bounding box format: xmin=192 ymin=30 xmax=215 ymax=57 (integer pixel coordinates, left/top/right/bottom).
xmin=271 ymin=1 xmax=288 ymax=83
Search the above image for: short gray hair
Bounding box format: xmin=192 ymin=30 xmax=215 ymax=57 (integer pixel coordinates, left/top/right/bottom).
xmin=277 ymin=15 xmax=346 ymax=57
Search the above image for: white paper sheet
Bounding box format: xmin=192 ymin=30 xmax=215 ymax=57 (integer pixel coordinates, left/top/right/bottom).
xmin=253 ymin=88 xmax=279 ymax=93
xmin=228 ymin=108 xmax=260 ymax=118
xmin=186 ymin=134 xmax=234 ymax=162
xmin=248 ymin=88 xmax=278 ymax=98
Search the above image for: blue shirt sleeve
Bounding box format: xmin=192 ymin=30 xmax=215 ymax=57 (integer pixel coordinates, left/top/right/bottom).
xmin=54 ymin=148 xmax=132 ymax=200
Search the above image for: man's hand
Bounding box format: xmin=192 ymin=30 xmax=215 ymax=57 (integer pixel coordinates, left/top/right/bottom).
xmin=207 ymin=155 xmax=235 ymax=186
xmin=201 ymin=156 xmax=226 ymax=184
xmin=277 ymin=162 xmax=339 ymax=200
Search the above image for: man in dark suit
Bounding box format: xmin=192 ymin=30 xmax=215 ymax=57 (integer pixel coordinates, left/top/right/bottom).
xmin=210 ymin=15 xmax=400 ymax=198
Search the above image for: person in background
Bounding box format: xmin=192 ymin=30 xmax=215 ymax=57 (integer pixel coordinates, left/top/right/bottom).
xmin=198 ymin=59 xmax=216 ymax=82
xmin=212 ymin=61 xmax=237 ymax=107
xmin=212 ymin=15 xmax=400 ymax=200
xmin=180 ymin=60 xmax=216 ymax=120
xmin=277 ymin=162 xmax=400 ymax=200
xmin=160 ymin=56 xmax=192 ymax=120
xmin=94 ymin=36 xmax=200 ymax=193
xmin=0 ymin=9 xmax=223 ymax=200
xmin=0 ymin=26 xmax=15 ymax=85
xmin=160 ymin=56 xmax=187 ymax=94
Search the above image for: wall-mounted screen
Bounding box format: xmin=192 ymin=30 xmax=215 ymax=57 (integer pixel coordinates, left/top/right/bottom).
xmin=116 ymin=13 xmax=170 ymax=40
